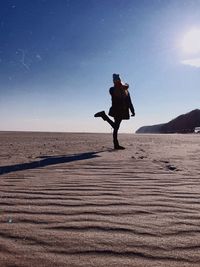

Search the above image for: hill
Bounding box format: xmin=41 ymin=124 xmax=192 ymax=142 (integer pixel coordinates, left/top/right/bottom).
xmin=136 ymin=109 xmax=200 ymax=133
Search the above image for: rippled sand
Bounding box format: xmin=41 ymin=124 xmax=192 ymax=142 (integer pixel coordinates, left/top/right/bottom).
xmin=0 ymin=132 xmax=200 ymax=267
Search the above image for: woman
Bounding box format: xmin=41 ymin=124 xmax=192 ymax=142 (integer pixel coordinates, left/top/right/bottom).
xmin=94 ymin=73 xmax=135 ymax=150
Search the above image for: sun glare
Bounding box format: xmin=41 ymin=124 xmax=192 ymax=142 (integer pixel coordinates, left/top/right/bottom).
xmin=181 ymin=28 xmax=200 ymax=54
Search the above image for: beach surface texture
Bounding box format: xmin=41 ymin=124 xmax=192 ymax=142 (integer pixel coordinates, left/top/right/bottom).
xmin=0 ymin=132 xmax=200 ymax=267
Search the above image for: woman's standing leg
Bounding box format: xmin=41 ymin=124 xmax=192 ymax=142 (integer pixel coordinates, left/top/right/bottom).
xmin=113 ymin=118 xmax=123 ymax=149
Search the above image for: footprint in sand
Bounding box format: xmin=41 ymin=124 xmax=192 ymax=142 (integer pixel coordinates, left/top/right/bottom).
xmin=166 ymin=164 xmax=177 ymax=171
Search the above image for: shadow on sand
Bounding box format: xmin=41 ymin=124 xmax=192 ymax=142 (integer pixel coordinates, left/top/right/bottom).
xmin=0 ymin=151 xmax=101 ymax=175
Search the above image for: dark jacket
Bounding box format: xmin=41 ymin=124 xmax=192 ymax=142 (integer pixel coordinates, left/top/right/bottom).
xmin=108 ymin=85 xmax=135 ymax=120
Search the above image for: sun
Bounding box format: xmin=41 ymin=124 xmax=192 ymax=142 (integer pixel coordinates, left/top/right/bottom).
xmin=181 ymin=28 xmax=200 ymax=54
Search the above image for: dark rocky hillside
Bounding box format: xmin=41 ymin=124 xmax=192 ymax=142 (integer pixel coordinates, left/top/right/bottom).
xmin=136 ymin=109 xmax=200 ymax=133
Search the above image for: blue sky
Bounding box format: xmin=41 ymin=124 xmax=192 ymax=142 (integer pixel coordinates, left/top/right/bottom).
xmin=0 ymin=0 xmax=200 ymax=133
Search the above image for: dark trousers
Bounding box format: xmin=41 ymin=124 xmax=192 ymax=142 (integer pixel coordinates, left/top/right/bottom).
xmin=102 ymin=114 xmax=122 ymax=147
xmin=113 ymin=118 xmax=122 ymax=147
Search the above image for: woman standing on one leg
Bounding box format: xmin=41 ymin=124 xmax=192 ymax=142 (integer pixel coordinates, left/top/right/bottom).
xmin=94 ymin=73 xmax=135 ymax=150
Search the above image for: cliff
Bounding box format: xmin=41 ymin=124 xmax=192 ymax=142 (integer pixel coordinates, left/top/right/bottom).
xmin=136 ymin=109 xmax=200 ymax=134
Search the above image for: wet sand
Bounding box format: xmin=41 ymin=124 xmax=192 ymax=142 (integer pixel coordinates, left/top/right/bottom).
xmin=0 ymin=132 xmax=200 ymax=267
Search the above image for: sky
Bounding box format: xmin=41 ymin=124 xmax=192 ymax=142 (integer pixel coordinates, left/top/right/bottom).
xmin=0 ymin=0 xmax=200 ymax=133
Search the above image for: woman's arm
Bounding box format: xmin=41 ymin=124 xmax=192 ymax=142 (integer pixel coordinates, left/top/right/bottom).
xmin=128 ymin=93 xmax=135 ymax=116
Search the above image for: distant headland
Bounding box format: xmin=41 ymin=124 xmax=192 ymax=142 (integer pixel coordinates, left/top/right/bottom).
xmin=136 ymin=109 xmax=200 ymax=134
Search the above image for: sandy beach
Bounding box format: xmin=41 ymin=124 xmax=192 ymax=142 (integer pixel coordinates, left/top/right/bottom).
xmin=0 ymin=132 xmax=200 ymax=267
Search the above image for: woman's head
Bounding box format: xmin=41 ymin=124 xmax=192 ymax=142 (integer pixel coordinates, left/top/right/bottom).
xmin=112 ymin=74 xmax=122 ymax=89
xmin=113 ymin=73 xmax=121 ymax=84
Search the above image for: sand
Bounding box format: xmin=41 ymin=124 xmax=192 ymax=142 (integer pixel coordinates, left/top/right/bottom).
xmin=0 ymin=131 xmax=200 ymax=267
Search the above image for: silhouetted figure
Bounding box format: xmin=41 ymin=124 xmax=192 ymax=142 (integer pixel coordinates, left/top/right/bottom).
xmin=94 ymin=74 xmax=135 ymax=150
